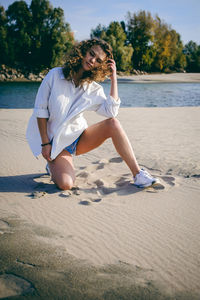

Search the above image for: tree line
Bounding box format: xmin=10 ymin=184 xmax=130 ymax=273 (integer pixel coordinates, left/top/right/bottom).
xmin=0 ymin=0 xmax=74 ymax=73
xmin=91 ymin=11 xmax=200 ymax=73
xmin=0 ymin=0 xmax=200 ymax=74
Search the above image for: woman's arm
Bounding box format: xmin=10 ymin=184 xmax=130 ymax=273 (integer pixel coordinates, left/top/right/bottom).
xmin=89 ymin=59 xmax=120 ymax=118
xmin=107 ymin=59 xmax=119 ymax=101
xmin=37 ymin=117 xmax=52 ymax=161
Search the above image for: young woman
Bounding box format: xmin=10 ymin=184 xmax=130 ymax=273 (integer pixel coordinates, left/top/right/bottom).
xmin=26 ymin=38 xmax=158 ymax=190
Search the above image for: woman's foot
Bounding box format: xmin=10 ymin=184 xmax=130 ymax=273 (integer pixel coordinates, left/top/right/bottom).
xmin=133 ymin=169 xmax=159 ymax=188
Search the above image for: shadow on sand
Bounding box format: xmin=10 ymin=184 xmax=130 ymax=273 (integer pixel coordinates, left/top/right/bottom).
xmin=0 ymin=173 xmax=59 ymax=195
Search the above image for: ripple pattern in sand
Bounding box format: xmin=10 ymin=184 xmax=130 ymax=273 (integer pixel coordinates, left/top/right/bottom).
xmin=19 ymin=157 xmax=200 ymax=292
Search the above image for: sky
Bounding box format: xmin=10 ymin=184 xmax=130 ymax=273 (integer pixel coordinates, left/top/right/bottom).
xmin=1 ymin=0 xmax=200 ymax=45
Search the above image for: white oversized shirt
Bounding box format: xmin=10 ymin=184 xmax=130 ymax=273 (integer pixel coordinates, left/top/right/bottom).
xmin=26 ymin=67 xmax=120 ymax=160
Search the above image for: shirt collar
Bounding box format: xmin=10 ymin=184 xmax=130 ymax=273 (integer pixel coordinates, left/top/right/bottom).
xmin=60 ymin=68 xmax=88 ymax=92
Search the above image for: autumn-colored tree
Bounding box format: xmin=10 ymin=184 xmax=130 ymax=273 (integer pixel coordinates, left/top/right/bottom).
xmin=126 ymin=11 xmax=186 ymax=72
xmin=152 ymin=17 xmax=186 ymax=71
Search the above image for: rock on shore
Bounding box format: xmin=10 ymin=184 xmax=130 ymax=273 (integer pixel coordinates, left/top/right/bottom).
xmin=0 ymin=65 xmax=46 ymax=82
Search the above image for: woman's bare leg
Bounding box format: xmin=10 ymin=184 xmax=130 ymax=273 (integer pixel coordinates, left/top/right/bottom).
xmin=48 ymin=150 xmax=75 ymax=190
xmin=76 ymin=118 xmax=140 ymax=177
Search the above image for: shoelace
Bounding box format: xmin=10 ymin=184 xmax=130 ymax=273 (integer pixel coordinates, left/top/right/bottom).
xmin=134 ymin=170 xmax=152 ymax=181
xmin=141 ymin=170 xmax=152 ymax=179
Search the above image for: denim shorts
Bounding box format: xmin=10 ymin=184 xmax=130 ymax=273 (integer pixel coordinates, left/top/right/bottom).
xmin=64 ymin=136 xmax=80 ymax=156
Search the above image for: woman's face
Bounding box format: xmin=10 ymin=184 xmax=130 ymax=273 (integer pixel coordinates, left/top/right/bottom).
xmin=82 ymin=45 xmax=107 ymax=71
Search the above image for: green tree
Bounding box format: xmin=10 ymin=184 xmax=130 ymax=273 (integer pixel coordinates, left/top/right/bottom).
xmin=91 ymin=21 xmax=133 ymax=72
xmin=126 ymin=10 xmax=155 ymax=71
xmin=91 ymin=24 xmax=107 ymax=39
xmin=173 ymin=32 xmax=186 ymax=71
xmin=6 ymin=1 xmax=32 ymax=67
xmin=29 ymin=0 xmax=52 ymax=70
xmin=184 ymin=41 xmax=200 ymax=72
xmin=0 ymin=6 xmax=8 ymax=65
xmin=29 ymin=0 xmax=74 ymax=71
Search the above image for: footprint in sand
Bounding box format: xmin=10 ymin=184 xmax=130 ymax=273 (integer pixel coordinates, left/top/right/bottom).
xmin=71 ymin=186 xmax=81 ymax=195
xmin=76 ymin=171 xmax=90 ymax=178
xmin=30 ymin=158 xmax=176 ymax=202
xmin=79 ymin=198 xmax=102 ymax=205
xmin=59 ymin=186 xmax=81 ymax=198
xmin=59 ymin=191 xmax=72 ymax=198
xmin=159 ymin=175 xmax=176 ymax=186
xmin=92 ymin=198 xmax=102 ymax=203
xmin=94 ymin=179 xmax=105 ymax=188
xmin=31 ymin=175 xmax=60 ymax=198
xmin=115 ymin=176 xmax=131 ymax=187
xmin=0 ymin=274 xmax=35 ymax=298
xmin=0 ymin=220 xmax=10 ymax=235
xmin=79 ymin=199 xmax=92 ymax=205
xmin=77 ymin=158 xmax=177 ymax=198
xmin=31 ymin=191 xmax=46 ymax=199
xmin=109 ymin=157 xmax=123 ymax=163
xmin=96 ymin=158 xmax=109 ymax=170
xmin=143 ymin=175 xmax=177 ymax=193
xmin=144 ymin=184 xmax=165 ymax=193
xmin=93 ymin=178 xmax=121 ymax=195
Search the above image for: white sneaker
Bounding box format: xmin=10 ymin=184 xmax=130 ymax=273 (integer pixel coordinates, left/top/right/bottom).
xmin=133 ymin=169 xmax=158 ymax=188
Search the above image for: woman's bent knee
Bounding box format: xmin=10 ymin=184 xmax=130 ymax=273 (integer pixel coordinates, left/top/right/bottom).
xmin=55 ymin=177 xmax=74 ymax=190
xmin=105 ymin=118 xmax=121 ymax=136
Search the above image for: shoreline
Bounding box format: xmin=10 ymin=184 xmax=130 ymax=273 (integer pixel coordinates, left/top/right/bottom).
xmin=0 ymin=72 xmax=200 ymax=83
xmin=116 ymin=72 xmax=200 ymax=83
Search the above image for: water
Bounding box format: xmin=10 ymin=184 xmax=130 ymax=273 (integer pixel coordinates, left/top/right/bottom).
xmin=0 ymin=81 xmax=200 ymax=109
xmin=102 ymin=82 xmax=200 ymax=107
xmin=0 ymin=82 xmax=39 ymax=109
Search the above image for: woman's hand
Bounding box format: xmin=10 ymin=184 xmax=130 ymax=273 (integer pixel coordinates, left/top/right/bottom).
xmin=41 ymin=144 xmax=52 ymax=162
xmin=107 ymin=59 xmax=117 ymax=81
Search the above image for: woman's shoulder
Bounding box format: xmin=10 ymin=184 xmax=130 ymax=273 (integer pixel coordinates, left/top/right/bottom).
xmin=46 ymin=67 xmax=63 ymax=78
xmin=43 ymin=67 xmax=65 ymax=85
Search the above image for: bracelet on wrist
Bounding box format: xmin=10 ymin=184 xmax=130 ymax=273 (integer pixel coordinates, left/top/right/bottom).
xmin=41 ymin=142 xmax=51 ymax=147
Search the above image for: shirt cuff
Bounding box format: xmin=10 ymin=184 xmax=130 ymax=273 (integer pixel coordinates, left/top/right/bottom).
xmin=109 ymin=95 xmax=121 ymax=105
xmin=33 ymin=108 xmax=49 ymax=118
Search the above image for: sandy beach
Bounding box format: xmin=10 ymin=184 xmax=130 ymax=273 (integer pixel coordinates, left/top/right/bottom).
xmin=117 ymin=72 xmax=200 ymax=83
xmin=0 ymin=103 xmax=200 ymax=299
xmin=1 ymin=71 xmax=200 ymax=299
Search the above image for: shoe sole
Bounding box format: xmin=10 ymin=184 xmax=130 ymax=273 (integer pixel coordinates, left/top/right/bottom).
xmin=135 ymin=180 xmax=162 ymax=189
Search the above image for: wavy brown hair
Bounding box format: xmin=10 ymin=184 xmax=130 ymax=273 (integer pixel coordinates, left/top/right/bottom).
xmin=62 ymin=39 xmax=113 ymax=85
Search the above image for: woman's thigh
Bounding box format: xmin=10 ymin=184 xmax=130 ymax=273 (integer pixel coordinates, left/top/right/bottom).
xmin=76 ymin=118 xmax=114 ymax=156
xmin=49 ymin=149 xmax=75 ymax=190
